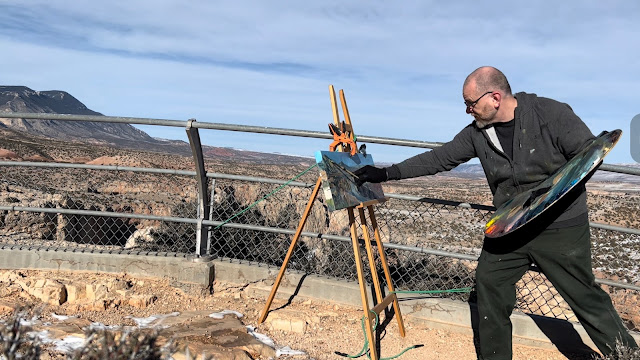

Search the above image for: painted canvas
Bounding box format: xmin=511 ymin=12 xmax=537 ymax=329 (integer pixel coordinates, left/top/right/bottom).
xmin=315 ymin=151 xmax=385 ymax=211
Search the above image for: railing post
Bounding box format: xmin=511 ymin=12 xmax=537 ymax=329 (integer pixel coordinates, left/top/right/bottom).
xmin=186 ymin=119 xmax=210 ymax=256
xmin=207 ymin=178 xmax=216 ymax=256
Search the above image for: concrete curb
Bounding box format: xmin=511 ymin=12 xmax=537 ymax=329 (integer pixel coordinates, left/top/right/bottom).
xmin=0 ymin=248 xmax=214 ymax=286
xmin=2 ymin=249 xmax=638 ymax=353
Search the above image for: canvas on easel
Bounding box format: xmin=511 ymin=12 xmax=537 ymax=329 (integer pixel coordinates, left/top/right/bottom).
xmin=315 ymin=150 xmax=385 ymax=211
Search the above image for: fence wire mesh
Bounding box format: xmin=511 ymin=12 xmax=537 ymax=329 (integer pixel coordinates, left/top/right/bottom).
xmin=1 ymin=161 xmax=639 ymax=331
xmin=0 ymin=165 xmax=198 ymax=253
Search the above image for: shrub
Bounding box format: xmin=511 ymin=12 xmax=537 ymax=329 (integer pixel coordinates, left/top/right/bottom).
xmin=0 ymin=310 xmax=214 ymax=360
xmin=600 ymin=339 xmax=640 ymax=360
xmin=0 ymin=309 xmax=41 ymax=360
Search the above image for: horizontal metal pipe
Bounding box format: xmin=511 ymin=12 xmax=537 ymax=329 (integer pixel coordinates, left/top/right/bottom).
xmin=597 ymin=278 xmax=640 ymax=291
xmin=0 ymin=244 xmax=187 ymax=258
xmin=1 ymin=113 xmax=442 ymax=147
xmin=203 ymin=219 xmax=349 ymax=242
xmin=386 ymin=193 xmax=496 ymax=211
xmin=205 ymin=172 xmax=314 ymax=188
xmin=380 ymin=242 xmax=479 ymax=261
xmin=599 ymin=163 xmax=640 ymax=176
xmin=528 ymin=264 xmax=640 ymax=291
xmin=590 ymin=222 xmax=640 ymax=235
xmin=0 ymin=161 xmax=196 ymax=176
xmin=0 ymin=206 xmax=197 ymax=224
xmin=192 ymin=122 xmax=445 ymax=148
xmin=2 ymin=112 xmax=186 ymax=127
xmin=0 ymin=161 xmax=313 ymax=187
xmin=0 ymin=161 xmax=315 ymax=187
xmin=5 ymin=113 xmax=639 ymax=176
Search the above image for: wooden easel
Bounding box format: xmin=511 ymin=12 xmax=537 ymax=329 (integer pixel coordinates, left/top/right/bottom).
xmin=258 ymin=85 xmax=405 ymax=360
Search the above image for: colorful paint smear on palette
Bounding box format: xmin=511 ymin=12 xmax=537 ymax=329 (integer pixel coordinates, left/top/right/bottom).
xmin=485 ymin=130 xmax=622 ymax=238
xmin=315 ymin=151 xmax=385 ymax=211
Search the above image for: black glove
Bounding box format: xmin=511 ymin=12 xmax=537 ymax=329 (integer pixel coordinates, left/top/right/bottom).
xmin=353 ymin=165 xmax=388 ymax=187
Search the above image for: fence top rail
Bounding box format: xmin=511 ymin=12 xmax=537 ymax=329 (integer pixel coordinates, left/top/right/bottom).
xmin=0 ymin=112 xmax=442 ymax=150
xmin=2 ymin=112 xmax=639 ymax=176
xmin=2 ymin=112 xmax=186 ymax=127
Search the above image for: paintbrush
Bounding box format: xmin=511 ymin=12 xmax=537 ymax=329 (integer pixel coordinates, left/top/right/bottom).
xmin=336 ymin=164 xmax=359 ymax=178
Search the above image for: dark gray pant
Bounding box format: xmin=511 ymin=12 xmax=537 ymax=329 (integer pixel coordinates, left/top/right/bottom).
xmin=475 ymin=223 xmax=637 ymax=359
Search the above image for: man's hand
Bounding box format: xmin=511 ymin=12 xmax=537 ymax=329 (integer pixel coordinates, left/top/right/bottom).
xmin=353 ymin=165 xmax=388 ymax=187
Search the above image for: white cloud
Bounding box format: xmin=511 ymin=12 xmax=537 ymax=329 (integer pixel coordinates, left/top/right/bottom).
xmin=0 ymin=0 xmax=638 ymax=163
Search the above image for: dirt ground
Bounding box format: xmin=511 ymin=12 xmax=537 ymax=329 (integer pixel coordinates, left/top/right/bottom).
xmin=0 ymin=269 xmax=598 ymax=360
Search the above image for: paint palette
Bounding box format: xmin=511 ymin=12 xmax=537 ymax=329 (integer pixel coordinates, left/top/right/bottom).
xmin=484 ymin=129 xmax=622 ymax=238
xmin=315 ymin=151 xmax=385 ymax=211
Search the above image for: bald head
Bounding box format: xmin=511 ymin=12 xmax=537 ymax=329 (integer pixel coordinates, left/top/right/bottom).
xmin=464 ymin=66 xmax=512 ymax=96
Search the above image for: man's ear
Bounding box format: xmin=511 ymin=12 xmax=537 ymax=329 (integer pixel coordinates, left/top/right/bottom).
xmin=492 ymin=92 xmax=502 ymax=109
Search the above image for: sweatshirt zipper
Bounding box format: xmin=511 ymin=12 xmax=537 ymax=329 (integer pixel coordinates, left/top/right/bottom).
xmin=482 ymin=129 xmax=522 ymax=191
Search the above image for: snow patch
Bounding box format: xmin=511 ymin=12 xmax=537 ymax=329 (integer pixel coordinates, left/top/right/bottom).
xmin=208 ymin=310 xmax=244 ymax=319
xmin=51 ymin=313 xmax=74 ymax=321
xmin=246 ymin=325 xmax=306 ymax=358
xmin=127 ymin=312 xmax=180 ymax=328
xmin=276 ymin=346 xmax=307 ymax=357
xmin=53 ymin=336 xmax=86 ymax=353
xmin=32 ymin=330 xmax=85 ymax=354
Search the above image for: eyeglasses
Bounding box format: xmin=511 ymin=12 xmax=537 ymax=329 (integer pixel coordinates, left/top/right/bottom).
xmin=464 ymin=91 xmax=494 ymax=110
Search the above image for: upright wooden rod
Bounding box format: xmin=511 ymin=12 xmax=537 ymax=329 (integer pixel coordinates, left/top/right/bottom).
xmin=367 ymin=205 xmax=406 ymax=337
xmin=348 ymin=207 xmax=378 ymax=359
xmin=258 ymin=177 xmax=323 ymax=323
xmin=339 ymin=89 xmax=354 ymax=136
xmin=358 ymin=207 xmax=384 ymax=305
xmin=329 ymin=85 xmax=341 ymax=127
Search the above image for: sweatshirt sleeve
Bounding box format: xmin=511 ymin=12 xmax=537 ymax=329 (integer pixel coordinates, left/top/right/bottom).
xmin=386 ymin=126 xmax=477 ymax=180
xmin=550 ymin=103 xmax=595 ymax=159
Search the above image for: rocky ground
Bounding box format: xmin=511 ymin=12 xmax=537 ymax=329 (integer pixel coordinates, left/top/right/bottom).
xmin=0 ymin=269 xmax=599 ymax=360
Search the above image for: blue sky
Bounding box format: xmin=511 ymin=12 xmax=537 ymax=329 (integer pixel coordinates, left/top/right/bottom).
xmin=1 ymin=1 xmax=638 ymax=164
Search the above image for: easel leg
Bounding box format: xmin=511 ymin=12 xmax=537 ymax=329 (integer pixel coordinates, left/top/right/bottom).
xmin=358 ymin=207 xmax=384 ymax=305
xmin=258 ymin=176 xmax=323 ymax=323
xmin=348 ymin=207 xmax=378 ymax=360
xmin=367 ymin=205 xmax=406 ymax=337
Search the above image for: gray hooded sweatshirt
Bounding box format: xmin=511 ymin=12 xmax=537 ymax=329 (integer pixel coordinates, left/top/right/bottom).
xmin=386 ymin=92 xmax=595 ymax=228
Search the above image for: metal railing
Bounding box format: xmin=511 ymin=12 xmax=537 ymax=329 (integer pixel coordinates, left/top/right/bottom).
xmin=1 ymin=112 xmax=639 ymax=331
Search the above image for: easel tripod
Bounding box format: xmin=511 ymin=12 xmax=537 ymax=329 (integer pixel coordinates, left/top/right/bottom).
xmin=258 ymin=85 xmax=406 ymax=360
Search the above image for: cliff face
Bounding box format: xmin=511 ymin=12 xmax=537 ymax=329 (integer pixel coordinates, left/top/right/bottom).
xmin=0 ymin=86 xmax=156 ymax=145
xmin=0 ymin=86 xmax=313 ymax=165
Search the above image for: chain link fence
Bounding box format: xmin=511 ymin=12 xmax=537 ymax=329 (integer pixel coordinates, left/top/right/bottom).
xmin=1 ymin=116 xmax=639 ymax=332
xmin=204 ymin=168 xmax=640 ymax=329
xmin=0 ymin=164 xmax=198 ymax=254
